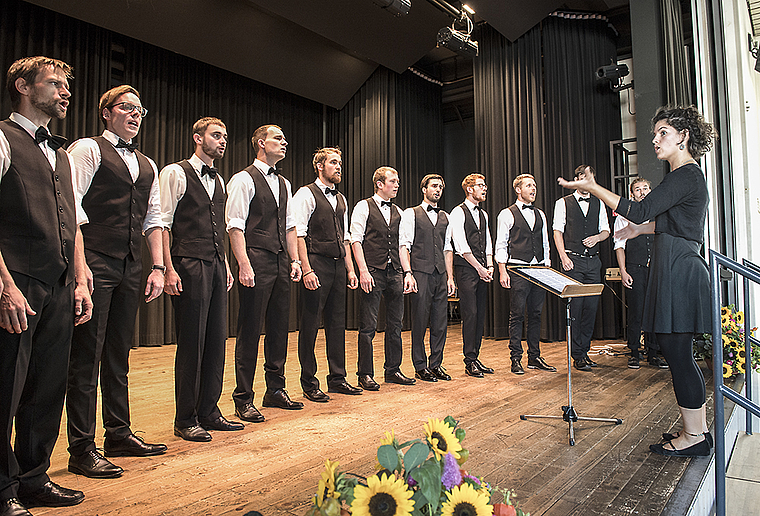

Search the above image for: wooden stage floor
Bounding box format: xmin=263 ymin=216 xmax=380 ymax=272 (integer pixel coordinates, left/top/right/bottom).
xmin=36 ymin=325 xmax=713 ymax=516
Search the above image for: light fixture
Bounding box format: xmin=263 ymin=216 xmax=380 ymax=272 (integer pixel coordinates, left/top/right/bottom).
xmin=372 ymin=0 xmax=411 ymax=16
xmin=462 ymin=4 xmax=475 ymax=15
xmin=596 ymin=62 xmax=632 ymax=92
xmin=750 ymin=34 xmax=760 ymax=73
xmin=436 ymin=8 xmax=478 ymax=57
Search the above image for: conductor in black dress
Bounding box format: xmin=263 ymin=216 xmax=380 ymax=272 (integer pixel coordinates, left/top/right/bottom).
xmin=495 ymin=174 xmax=556 ymax=375
xmin=67 ymin=85 xmax=167 ymax=480
xmin=0 ymin=56 xmax=91 ymax=515
xmin=559 ymin=105 xmax=716 ymax=457
xmin=159 ymin=117 xmax=242 ymax=443
xmin=226 ymin=125 xmax=303 ymax=422
xmin=399 ymin=174 xmax=456 ymax=382
xmin=553 ymin=165 xmax=610 ymax=372
xmin=292 ymin=147 xmax=362 ymax=402
xmin=350 ymin=166 xmax=415 ymax=390
xmin=449 ymin=173 xmax=494 ymax=378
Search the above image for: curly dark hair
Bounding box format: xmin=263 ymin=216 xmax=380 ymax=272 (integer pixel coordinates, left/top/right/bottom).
xmin=651 ymin=105 xmax=717 ymax=159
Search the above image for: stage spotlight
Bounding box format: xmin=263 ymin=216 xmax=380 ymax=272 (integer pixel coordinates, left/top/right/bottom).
xmin=372 ymin=0 xmax=411 ymax=16
xmin=437 ymin=26 xmax=479 ymax=57
xmin=596 ymin=63 xmax=629 ymax=81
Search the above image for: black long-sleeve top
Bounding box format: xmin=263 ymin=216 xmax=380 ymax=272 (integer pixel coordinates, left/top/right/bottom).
xmin=615 ymin=163 xmax=708 ymax=244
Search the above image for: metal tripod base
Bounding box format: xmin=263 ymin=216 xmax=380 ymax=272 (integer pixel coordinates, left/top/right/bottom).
xmin=519 ymin=300 xmax=623 ymax=446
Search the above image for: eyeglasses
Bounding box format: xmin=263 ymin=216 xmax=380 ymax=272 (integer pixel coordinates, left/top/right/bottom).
xmin=108 ymin=102 xmax=148 ymax=117
xmin=474 ymin=183 xmax=487 ymax=189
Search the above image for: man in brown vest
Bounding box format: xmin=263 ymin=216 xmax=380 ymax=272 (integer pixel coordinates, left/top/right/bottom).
xmin=226 ymin=124 xmax=303 ymax=422
xmin=292 ymin=147 xmax=362 ymax=402
xmin=159 ymin=117 xmax=243 ymax=442
xmin=67 ymin=85 xmax=167 ymax=480
xmin=350 ymin=166 xmax=414 ymax=390
xmin=495 ymin=174 xmax=556 ymax=375
xmin=399 ymin=174 xmax=456 ymax=382
xmin=553 ymin=165 xmax=609 ymax=372
xmin=449 ymin=173 xmax=494 ymax=378
xmin=0 ymin=56 xmax=92 ymax=515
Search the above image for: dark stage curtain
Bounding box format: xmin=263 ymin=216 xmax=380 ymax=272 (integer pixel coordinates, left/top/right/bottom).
xmin=473 ymin=17 xmax=623 ymax=342
xmin=661 ymin=0 xmax=692 ymax=106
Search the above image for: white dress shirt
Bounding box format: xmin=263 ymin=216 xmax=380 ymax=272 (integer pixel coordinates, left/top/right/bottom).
xmin=399 ymin=202 xmax=453 ymax=252
xmin=159 ymin=154 xmax=224 ymax=230
xmin=349 ymin=194 xmax=404 ymax=244
xmin=494 ymin=201 xmax=550 ymax=265
xmin=0 ymin=112 xmax=87 ymax=225
xmin=552 ymin=191 xmax=610 ymax=234
xmin=448 ymin=199 xmax=492 ymax=257
xmin=68 ymin=129 xmax=162 ymax=232
xmin=225 ymin=158 xmax=294 ymax=233
xmin=292 ymin=178 xmax=350 ymax=241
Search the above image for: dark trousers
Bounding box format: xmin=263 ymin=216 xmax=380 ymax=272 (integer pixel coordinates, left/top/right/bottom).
xmin=566 ymin=254 xmax=601 ymax=360
xmin=171 ymin=256 xmax=226 ymax=428
xmin=67 ymin=250 xmax=142 ymax=456
xmin=410 ymin=270 xmax=448 ymax=370
xmin=455 ymin=264 xmax=488 ymax=365
xmin=508 ymin=270 xmax=545 ymax=361
xmin=357 ymin=266 xmax=403 ymax=377
xmin=626 ymin=264 xmax=658 ymax=359
xmin=233 ymin=248 xmax=290 ymax=406
xmin=0 ymin=273 xmax=72 ymax=499
xmin=298 ymin=254 xmax=348 ymax=391
xmin=658 ymin=332 xmax=704 ymax=408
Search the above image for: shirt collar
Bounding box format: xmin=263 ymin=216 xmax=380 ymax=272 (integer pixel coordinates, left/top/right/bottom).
xmin=373 ymin=193 xmax=390 ymax=206
xmin=574 ymin=191 xmax=590 ymax=201
xmin=464 ymin=198 xmax=480 ymax=211
xmin=253 ymin=158 xmax=275 ymax=176
xmin=315 ymin=177 xmax=334 ymax=192
xmin=102 ymin=129 xmax=134 ymax=148
xmin=10 ymin=112 xmax=45 ymax=139
xmin=188 ymin=154 xmax=208 ymax=174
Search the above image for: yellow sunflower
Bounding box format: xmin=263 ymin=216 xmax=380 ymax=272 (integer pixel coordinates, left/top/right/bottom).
xmin=441 ymin=483 xmax=493 ymax=516
xmin=721 ymin=306 xmax=729 ymax=317
xmin=424 ymin=418 xmax=462 ymax=461
xmin=314 ymin=459 xmax=340 ymax=508
xmin=723 ymin=363 xmax=732 ymax=378
xmin=721 ymin=313 xmax=729 ymax=325
xmin=737 ymin=311 xmax=744 ymax=325
xmin=351 ymin=473 xmax=415 ymax=516
xmin=722 ymin=334 xmax=730 ymax=347
xmin=380 ymin=429 xmax=396 ymax=447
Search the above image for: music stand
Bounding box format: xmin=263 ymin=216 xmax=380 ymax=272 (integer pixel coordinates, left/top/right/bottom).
xmin=509 ymin=266 xmax=623 ymax=446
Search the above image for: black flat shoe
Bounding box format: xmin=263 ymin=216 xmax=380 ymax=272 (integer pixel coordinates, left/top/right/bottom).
xmin=475 ymin=359 xmax=494 ymax=374
xmin=358 ymin=375 xmax=380 ymax=391
xmin=384 ymin=370 xmax=416 ymax=385
xmin=68 ymin=450 xmax=123 ymax=478
xmin=430 ymin=366 xmax=451 ymax=381
xmin=303 ymin=388 xmax=331 ymax=403
xmin=235 ymin=402 xmax=265 ymax=423
xmin=104 ymin=433 xmax=167 ymax=457
xmin=649 ymin=438 xmax=711 ymax=457
xmin=415 ymin=368 xmax=438 ymax=382
xmin=465 ymin=362 xmax=484 ymax=378
xmin=262 ymin=389 xmax=304 ymax=409
xmin=327 ymin=380 xmax=363 ymax=395
xmin=200 ymin=416 xmax=245 ymax=431
xmin=662 ymin=431 xmax=713 ymax=448
xmin=18 ymin=481 xmax=84 ymax=508
xmin=174 ymin=425 xmax=212 ymax=442
xmin=510 ymin=358 xmax=525 ymax=375
xmin=0 ymin=498 xmax=31 ymax=516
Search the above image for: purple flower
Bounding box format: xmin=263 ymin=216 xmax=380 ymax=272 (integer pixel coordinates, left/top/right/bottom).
xmin=407 ymin=476 xmax=417 ymax=487
xmin=441 ymin=453 xmax=462 ymax=489
xmin=463 ymin=473 xmax=481 ymax=485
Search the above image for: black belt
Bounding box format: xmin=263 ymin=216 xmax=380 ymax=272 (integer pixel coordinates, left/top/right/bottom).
xmin=567 ymin=251 xmax=598 ymax=258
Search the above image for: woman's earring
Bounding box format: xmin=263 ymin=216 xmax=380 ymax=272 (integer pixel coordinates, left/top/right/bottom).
xmin=679 ymin=144 xmax=684 ymax=150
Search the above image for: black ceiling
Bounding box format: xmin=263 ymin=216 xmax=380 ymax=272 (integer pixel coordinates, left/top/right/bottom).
xmin=24 ymin=0 xmax=628 ymax=109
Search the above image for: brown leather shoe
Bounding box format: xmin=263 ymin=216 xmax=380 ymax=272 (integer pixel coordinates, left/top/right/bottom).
xmin=262 ymin=389 xmax=304 ymax=410
xmin=104 ymin=433 xmax=167 ymax=457
xmin=235 ymin=403 xmax=265 ymax=423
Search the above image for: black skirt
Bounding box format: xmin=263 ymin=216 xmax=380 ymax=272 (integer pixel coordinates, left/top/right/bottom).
xmin=643 ymin=232 xmax=711 ymax=334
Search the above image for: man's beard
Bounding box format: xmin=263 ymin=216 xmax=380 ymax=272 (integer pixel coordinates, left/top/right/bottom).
xmin=31 ymin=90 xmax=65 ymax=120
xmin=202 ymin=142 xmax=224 ymax=160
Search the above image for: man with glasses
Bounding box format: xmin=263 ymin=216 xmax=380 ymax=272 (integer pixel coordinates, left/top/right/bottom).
xmin=449 ymin=173 xmax=494 ymax=378
xmin=66 ymin=85 xmax=167 ymax=480
xmin=553 ymin=165 xmax=610 ymax=372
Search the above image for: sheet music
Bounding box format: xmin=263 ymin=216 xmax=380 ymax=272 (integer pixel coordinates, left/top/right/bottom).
xmin=517 ymin=267 xmax=579 ymax=294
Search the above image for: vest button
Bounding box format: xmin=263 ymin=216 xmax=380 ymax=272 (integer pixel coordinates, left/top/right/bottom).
xmin=213 ymin=231 xmax=218 ymax=236
xmin=210 ymin=202 xmax=214 ymax=207
xmin=59 ymin=206 xmax=64 ymax=213
xmin=211 ymin=211 xmax=216 ymax=216
xmin=132 ymin=199 xmax=136 ymax=204
xmin=60 ymin=222 xmax=65 ymax=229
xmin=214 ymin=242 xmax=219 ymax=247
xmin=55 ymin=175 xmax=59 ymax=181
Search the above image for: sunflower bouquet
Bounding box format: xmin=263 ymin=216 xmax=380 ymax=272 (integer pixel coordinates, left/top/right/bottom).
xmin=306 ymin=416 xmax=529 ymax=516
xmin=693 ymin=305 xmax=760 ymax=378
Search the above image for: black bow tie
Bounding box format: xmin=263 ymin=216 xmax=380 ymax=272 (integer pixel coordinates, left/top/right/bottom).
xmin=578 ymin=197 xmax=590 ymax=203
xmin=34 ymin=126 xmax=66 ymax=151
xmin=115 ymin=138 xmax=138 ymax=152
xmin=267 ymin=167 xmax=277 ymax=176
xmin=472 ymin=204 xmax=482 ymax=211
xmin=324 ymin=188 xmax=338 ymax=196
xmin=427 ymin=205 xmax=441 ymax=213
xmin=201 ymin=165 xmax=218 ymax=179
xmin=521 ymin=204 xmax=535 ymax=210
xmin=381 ymin=200 xmax=393 ymax=208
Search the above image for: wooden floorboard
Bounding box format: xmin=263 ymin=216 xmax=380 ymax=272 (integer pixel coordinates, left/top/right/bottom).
xmin=31 ymin=325 xmax=714 ymax=516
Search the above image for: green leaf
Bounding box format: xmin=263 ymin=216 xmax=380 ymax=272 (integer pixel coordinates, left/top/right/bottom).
xmin=411 ymin=460 xmax=442 ymax=514
xmin=455 ymin=427 xmax=466 ymax=441
xmin=398 ymin=438 xmax=423 ymax=449
xmin=378 ymin=444 xmax=399 ymax=472
xmin=404 ymin=441 xmax=430 ymax=472
xmin=443 ymin=415 xmax=457 ymax=428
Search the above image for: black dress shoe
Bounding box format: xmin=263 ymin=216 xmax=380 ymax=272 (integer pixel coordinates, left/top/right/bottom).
xmin=662 ymin=431 xmax=713 ymax=448
xmin=430 ymin=366 xmax=451 ymax=381
xmin=648 ymin=356 xmax=670 ymax=369
xmin=584 ymin=354 xmax=598 ymax=367
xmin=235 ymin=402 xmax=265 ymax=423
xmin=465 ymin=362 xmax=484 ymax=378
xmin=18 ymin=481 xmax=84 ymax=508
xmin=511 ymin=358 xmax=525 ymax=375
xmin=384 ymin=370 xmax=416 ymax=385
xmin=262 ymin=389 xmax=304 ymax=409
xmin=649 ymin=438 xmax=711 ymax=457
xmin=527 ymin=356 xmax=557 ymax=372
xmin=475 ymin=359 xmax=494 ymax=374
xmin=327 ymin=379 xmax=363 ymax=395
xmin=358 ymin=375 xmax=380 ymax=391
xmin=573 ymin=358 xmax=592 ymax=372
xmin=0 ymin=498 xmax=31 ymax=516
xmin=303 ymin=389 xmax=331 ymax=402
xmin=415 ymin=368 xmax=438 ymax=382
xmin=104 ymin=433 xmax=167 ymax=457
xmin=68 ymin=450 xmax=123 ymax=478
xmin=200 ymin=416 xmax=245 ymax=431
xmin=174 ymin=425 xmax=212 ymax=442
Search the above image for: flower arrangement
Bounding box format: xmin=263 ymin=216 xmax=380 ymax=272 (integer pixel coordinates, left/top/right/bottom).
xmin=306 ymin=416 xmax=529 ymax=516
xmin=693 ymin=305 xmax=759 ymax=378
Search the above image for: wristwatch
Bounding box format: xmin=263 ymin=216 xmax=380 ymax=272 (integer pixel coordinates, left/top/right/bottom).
xmin=151 ymin=264 xmax=166 ymax=273
xmin=291 ymin=259 xmax=302 ymax=266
